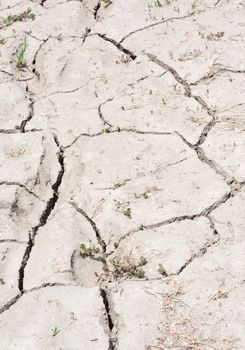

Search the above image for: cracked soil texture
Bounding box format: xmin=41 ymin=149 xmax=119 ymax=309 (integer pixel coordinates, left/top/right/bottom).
xmin=0 ymin=0 xmax=245 ymax=349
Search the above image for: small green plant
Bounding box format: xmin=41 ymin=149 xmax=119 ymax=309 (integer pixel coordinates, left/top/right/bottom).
xmin=191 ymin=0 xmax=197 ymax=10
xmin=16 ymin=37 xmax=27 ymax=68
xmin=110 ymin=256 xmax=147 ymax=279
xmin=56 ymin=150 xmax=64 ymax=158
xmin=52 ymin=326 xmax=60 ymax=337
xmin=155 ymin=0 xmax=162 ymax=6
xmin=158 ymin=263 xmax=167 ymax=276
xmin=173 ymin=83 xmax=178 ymax=91
xmin=102 ymin=127 xmax=111 ymax=133
xmin=168 ymin=50 xmax=174 ymax=59
xmin=0 ymin=278 xmax=5 ymax=284
xmin=1 ymin=8 xmax=35 ymax=28
xmin=215 ymin=31 xmax=224 ymax=38
xmin=123 ymin=207 xmax=132 ymax=219
xmin=139 ymin=256 xmax=147 ymax=265
xmin=80 ymin=243 xmax=100 ymax=258
xmin=101 ymin=0 xmax=112 ymax=8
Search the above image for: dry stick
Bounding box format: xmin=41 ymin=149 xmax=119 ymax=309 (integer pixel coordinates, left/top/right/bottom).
xmin=120 ymin=13 xmax=194 ymax=43
xmin=97 ymin=33 xmax=137 ymax=60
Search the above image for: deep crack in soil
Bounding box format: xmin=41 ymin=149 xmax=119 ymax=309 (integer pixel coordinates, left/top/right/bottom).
xmin=18 ymin=136 xmax=65 ymax=291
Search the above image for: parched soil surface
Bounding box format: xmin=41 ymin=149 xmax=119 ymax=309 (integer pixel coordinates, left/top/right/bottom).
xmin=0 ymin=0 xmax=245 ymax=349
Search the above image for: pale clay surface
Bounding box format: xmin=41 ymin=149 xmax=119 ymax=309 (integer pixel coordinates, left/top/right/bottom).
xmin=0 ymin=0 xmax=244 ymax=349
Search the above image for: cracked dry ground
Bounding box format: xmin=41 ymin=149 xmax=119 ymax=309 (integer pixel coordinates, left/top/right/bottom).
xmin=0 ymin=0 xmax=245 ymax=349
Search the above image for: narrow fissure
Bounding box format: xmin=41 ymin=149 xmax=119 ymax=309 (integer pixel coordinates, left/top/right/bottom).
xmin=100 ymin=288 xmax=114 ymax=330
xmin=100 ymin=288 xmax=117 ymax=350
xmin=177 ymin=217 xmax=220 ymax=275
xmin=94 ymin=1 xmax=101 ymax=19
xmin=0 ymin=293 xmax=23 ymax=315
xmin=195 ymin=117 xmax=216 ymax=147
xmin=19 ymin=100 xmax=34 ymax=133
xmin=18 ymin=137 xmax=65 ymax=291
xmin=98 ymin=103 xmax=113 ymax=127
